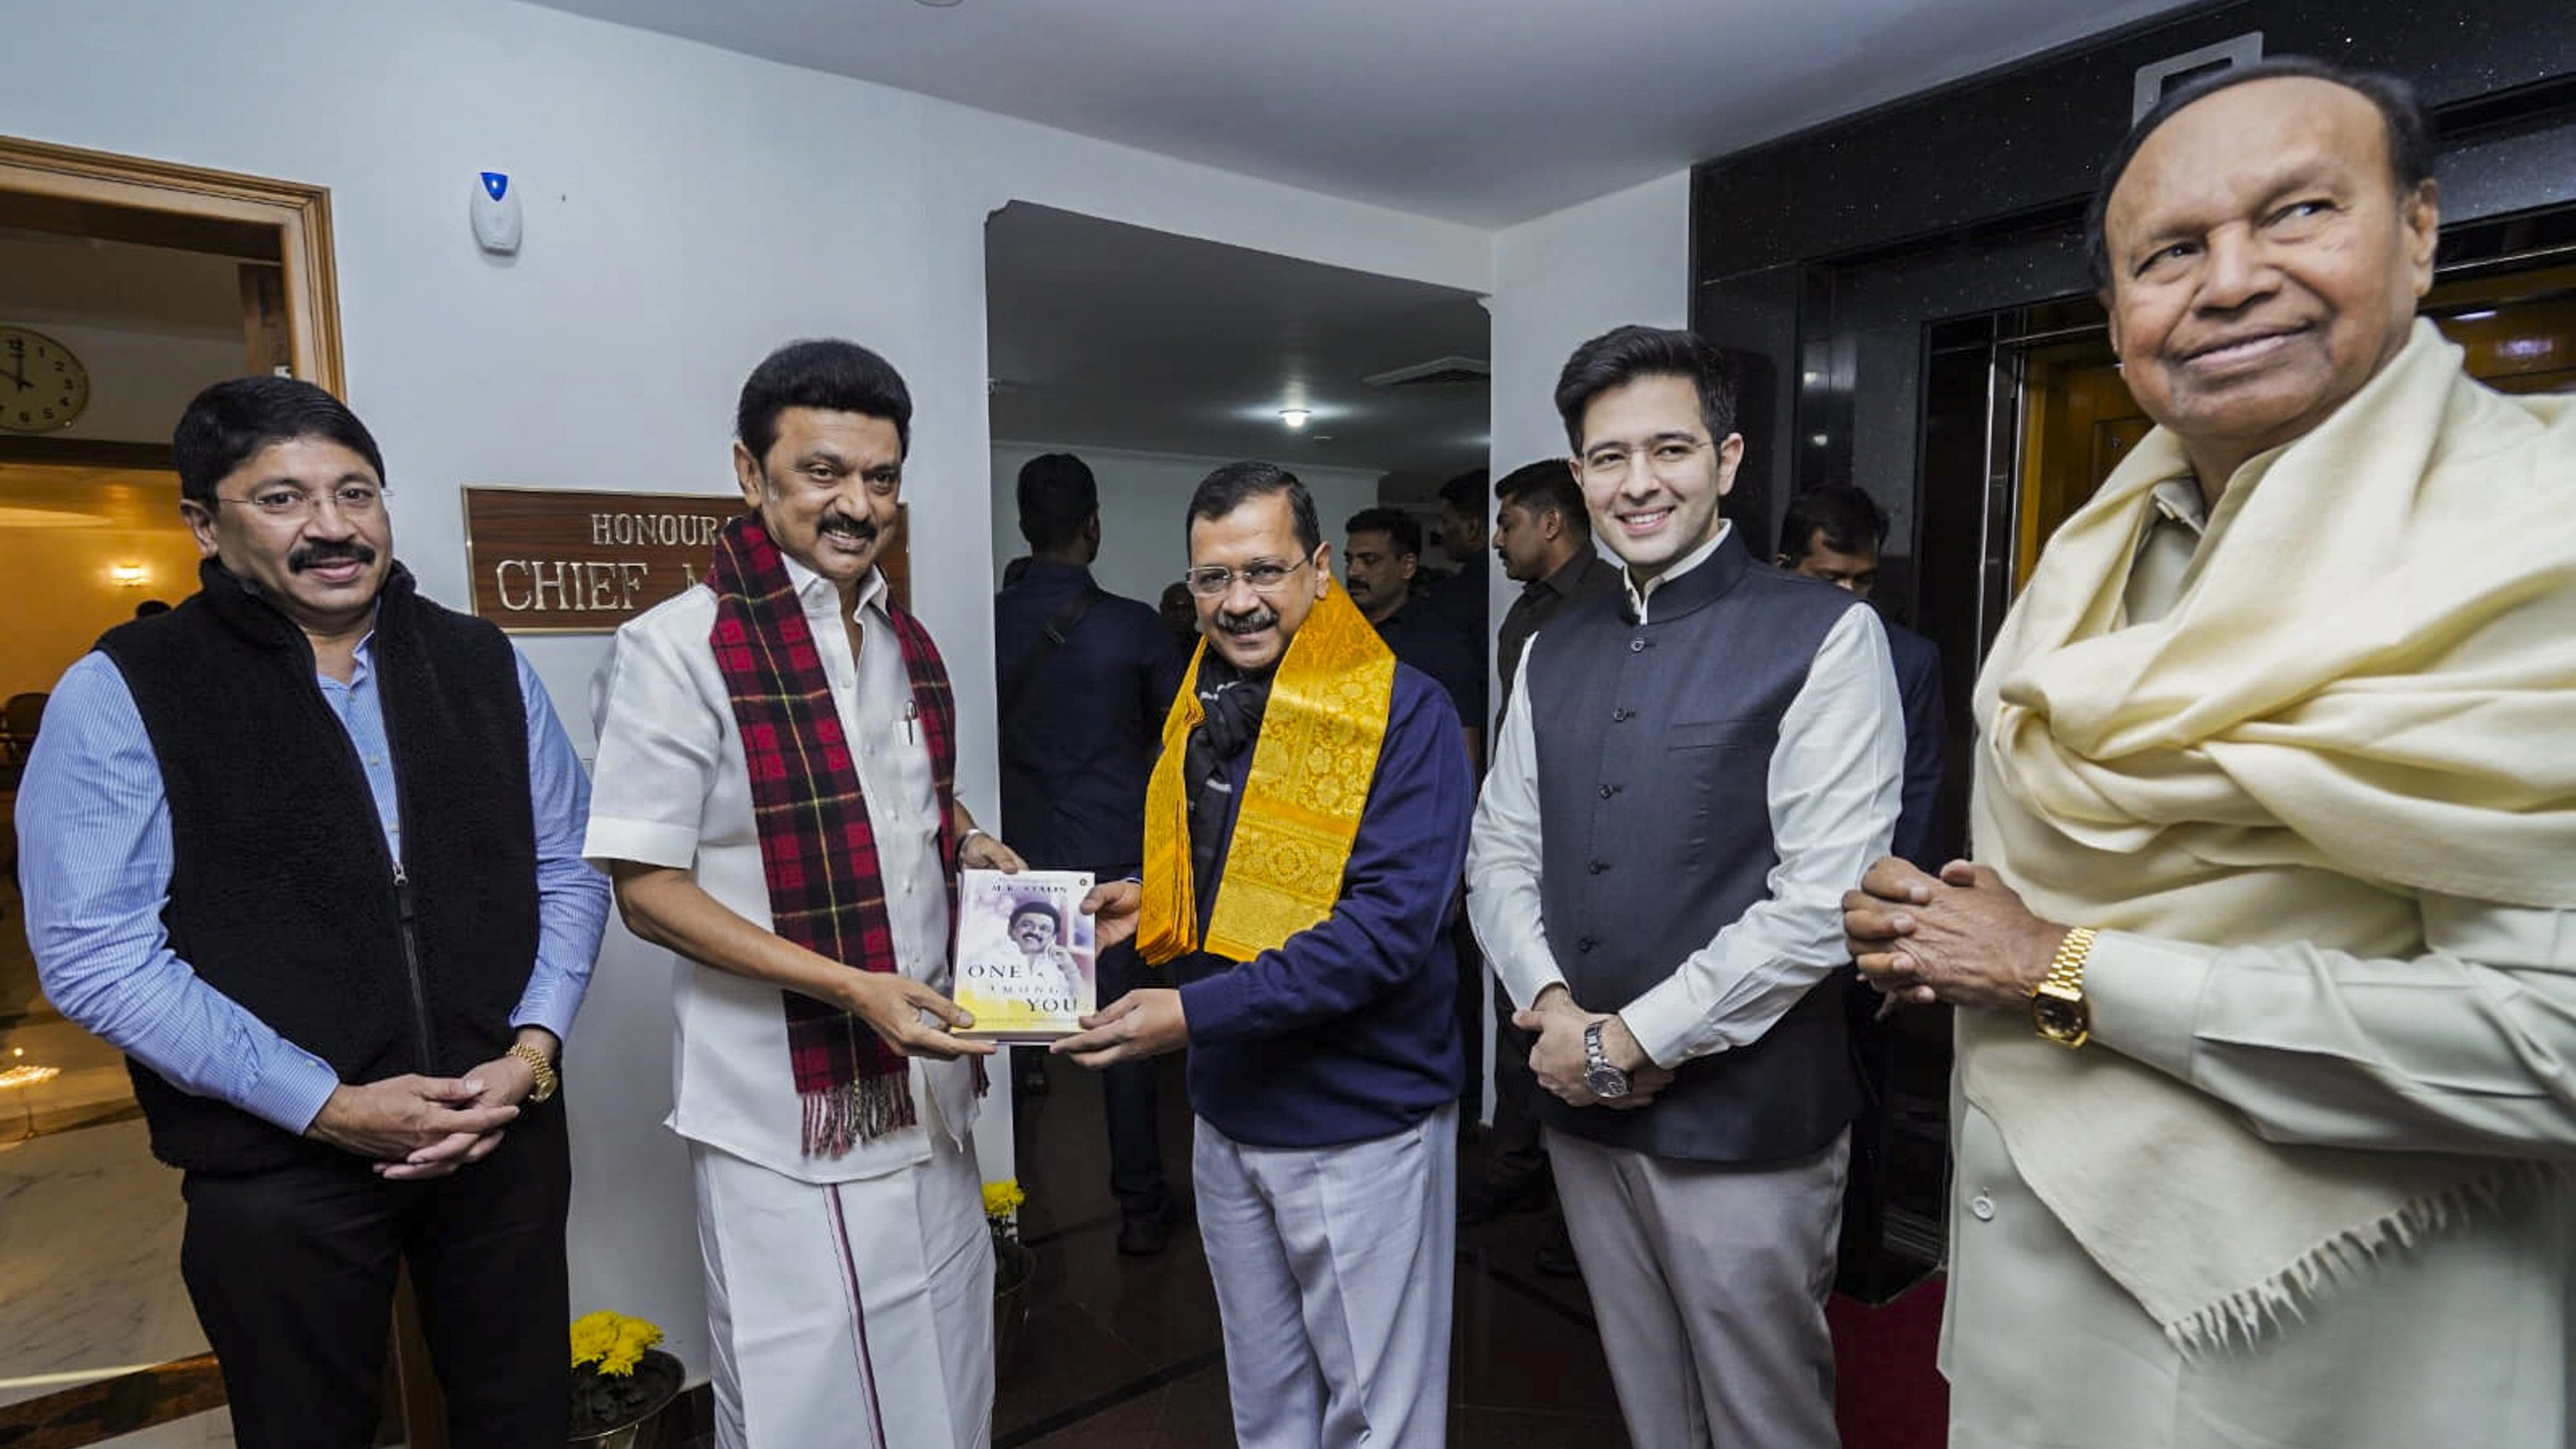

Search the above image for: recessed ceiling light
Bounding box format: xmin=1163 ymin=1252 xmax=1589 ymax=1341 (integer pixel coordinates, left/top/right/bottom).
xmin=1280 ymin=408 xmax=1310 ymax=429
xmin=915 ymin=0 xmax=964 ymax=7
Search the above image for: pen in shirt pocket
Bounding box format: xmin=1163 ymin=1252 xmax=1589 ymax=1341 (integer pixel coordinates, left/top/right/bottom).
xmin=905 ymin=699 xmax=918 ymax=744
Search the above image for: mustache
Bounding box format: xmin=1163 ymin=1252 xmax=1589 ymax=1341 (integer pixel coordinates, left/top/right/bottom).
xmin=817 ymin=513 xmax=879 ymax=543
xmin=1216 ymin=605 xmax=1279 ymax=633
xmin=288 ymin=539 xmax=378 ymax=572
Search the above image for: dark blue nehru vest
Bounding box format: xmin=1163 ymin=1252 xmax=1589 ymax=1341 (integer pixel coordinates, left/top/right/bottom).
xmin=1522 ymin=528 xmax=1864 ymax=1164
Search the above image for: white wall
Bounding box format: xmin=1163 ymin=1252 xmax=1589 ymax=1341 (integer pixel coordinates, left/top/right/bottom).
xmin=991 ymin=441 xmax=1385 ymax=608
xmin=5 ymin=0 xmax=1491 ymax=1383
xmin=1488 ymin=170 xmax=1693 ymax=495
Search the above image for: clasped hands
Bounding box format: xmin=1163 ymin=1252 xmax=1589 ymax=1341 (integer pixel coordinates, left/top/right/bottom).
xmin=1842 ymin=856 xmax=2069 ymax=1014
xmin=1514 ymin=986 xmax=1673 ymax=1109
xmin=307 ymin=1027 xmax=557 ymax=1182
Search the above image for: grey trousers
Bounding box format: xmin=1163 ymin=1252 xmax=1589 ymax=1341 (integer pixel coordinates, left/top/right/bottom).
xmin=1548 ymin=1126 xmax=1850 ymax=1449
xmin=1195 ymin=1105 xmax=1458 ymax=1449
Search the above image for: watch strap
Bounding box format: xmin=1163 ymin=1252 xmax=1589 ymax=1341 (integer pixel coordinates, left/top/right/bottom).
xmin=508 ymin=1041 xmax=559 ymax=1103
xmin=2043 ymin=926 xmax=2099 ymax=998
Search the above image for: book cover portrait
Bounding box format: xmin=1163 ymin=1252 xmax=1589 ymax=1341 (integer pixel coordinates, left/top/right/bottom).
xmin=954 ymin=868 xmax=1097 ymax=1041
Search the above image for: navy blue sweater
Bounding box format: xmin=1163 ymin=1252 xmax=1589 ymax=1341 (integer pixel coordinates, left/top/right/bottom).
xmin=1173 ymin=664 xmax=1471 ymax=1148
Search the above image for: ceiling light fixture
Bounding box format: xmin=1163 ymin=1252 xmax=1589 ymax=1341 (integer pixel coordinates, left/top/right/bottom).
xmin=915 ymin=0 xmax=964 ymax=8
xmin=1279 ymin=408 xmax=1310 ymax=430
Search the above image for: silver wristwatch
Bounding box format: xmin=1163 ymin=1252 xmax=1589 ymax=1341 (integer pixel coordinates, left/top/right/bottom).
xmin=1582 ymin=1019 xmax=1631 ymax=1099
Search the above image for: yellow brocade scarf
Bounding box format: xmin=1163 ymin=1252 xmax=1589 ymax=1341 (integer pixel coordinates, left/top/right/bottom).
xmin=1140 ymin=584 xmax=1395 ymax=965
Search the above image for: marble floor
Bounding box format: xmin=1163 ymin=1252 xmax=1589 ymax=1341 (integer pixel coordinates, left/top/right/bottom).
xmin=1 ymin=857 xmax=227 ymax=1447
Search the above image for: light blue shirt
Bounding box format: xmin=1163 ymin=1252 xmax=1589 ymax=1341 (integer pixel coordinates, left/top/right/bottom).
xmin=17 ymin=639 xmax=611 ymax=1136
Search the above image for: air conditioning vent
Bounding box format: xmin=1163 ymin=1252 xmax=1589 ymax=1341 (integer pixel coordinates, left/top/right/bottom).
xmin=1363 ymin=356 xmax=1490 ymax=389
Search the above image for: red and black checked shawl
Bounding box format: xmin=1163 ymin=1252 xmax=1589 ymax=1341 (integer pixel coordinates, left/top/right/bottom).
xmin=707 ymin=514 xmax=959 ymax=1156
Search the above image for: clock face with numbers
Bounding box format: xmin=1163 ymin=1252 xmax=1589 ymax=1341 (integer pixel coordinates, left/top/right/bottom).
xmin=0 ymin=327 xmax=92 ymax=434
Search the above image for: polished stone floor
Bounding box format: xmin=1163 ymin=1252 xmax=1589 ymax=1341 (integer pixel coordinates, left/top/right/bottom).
xmin=996 ymin=1050 xmax=1637 ymax=1446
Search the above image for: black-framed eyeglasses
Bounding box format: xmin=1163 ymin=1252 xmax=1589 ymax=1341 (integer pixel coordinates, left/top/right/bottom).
xmin=1182 ymin=555 xmax=1316 ymax=598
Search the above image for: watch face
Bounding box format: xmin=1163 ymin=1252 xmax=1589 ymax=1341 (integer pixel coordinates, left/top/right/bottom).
xmin=2033 ymin=992 xmax=2089 ymax=1040
xmin=1583 ymin=1063 xmax=1631 ymax=1099
xmin=0 ymin=327 xmax=90 ymax=434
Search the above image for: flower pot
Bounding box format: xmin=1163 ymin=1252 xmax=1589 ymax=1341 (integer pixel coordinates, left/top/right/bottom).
xmin=569 ymin=1346 xmax=684 ymax=1448
xmin=992 ymin=1234 xmax=1036 ymax=1373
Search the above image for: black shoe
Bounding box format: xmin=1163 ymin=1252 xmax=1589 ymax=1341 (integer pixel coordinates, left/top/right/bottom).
xmin=1457 ymin=1171 xmax=1552 ymax=1227
xmin=1532 ymin=1212 xmax=1580 ymax=1278
xmin=1117 ymin=1196 xmax=1185 ymax=1257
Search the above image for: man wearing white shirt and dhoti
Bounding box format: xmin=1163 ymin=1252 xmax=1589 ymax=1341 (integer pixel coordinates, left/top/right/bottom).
xmin=1469 ymin=324 xmax=1904 ymax=1448
xmin=1845 ymin=59 xmax=2576 ymax=1449
xmin=585 ymin=338 xmax=1024 ymax=1449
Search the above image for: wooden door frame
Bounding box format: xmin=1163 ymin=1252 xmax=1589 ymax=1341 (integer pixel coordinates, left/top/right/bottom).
xmin=0 ymin=134 xmax=345 ymax=395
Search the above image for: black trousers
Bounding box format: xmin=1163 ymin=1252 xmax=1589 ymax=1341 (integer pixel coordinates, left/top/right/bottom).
xmin=1097 ymin=938 xmax=1169 ymax=1216
xmin=178 ymin=1094 xmax=573 ymax=1449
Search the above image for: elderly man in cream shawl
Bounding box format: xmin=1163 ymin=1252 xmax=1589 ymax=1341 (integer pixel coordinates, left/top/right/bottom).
xmin=1844 ymin=57 xmax=2575 ymax=1449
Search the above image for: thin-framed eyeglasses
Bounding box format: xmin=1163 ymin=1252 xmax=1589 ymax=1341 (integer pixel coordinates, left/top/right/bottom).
xmin=1182 ymin=555 xmax=1316 ymax=598
xmin=1576 ymin=436 xmax=1712 ymax=486
xmin=208 ymin=483 xmax=388 ymax=521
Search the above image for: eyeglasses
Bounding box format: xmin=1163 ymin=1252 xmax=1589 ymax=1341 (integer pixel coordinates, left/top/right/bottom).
xmin=210 ymin=483 xmax=388 ymax=521
xmin=1182 ymin=555 xmax=1315 ymax=598
xmin=1575 ymin=437 xmax=1711 ymax=485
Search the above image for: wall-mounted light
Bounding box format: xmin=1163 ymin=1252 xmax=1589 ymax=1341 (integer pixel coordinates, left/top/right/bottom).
xmin=109 ymin=563 xmax=149 ymax=588
xmin=1279 ymin=408 xmax=1311 ymax=430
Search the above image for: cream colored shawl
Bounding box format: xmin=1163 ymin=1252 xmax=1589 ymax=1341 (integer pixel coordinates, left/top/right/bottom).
xmin=1966 ymin=321 xmax=2576 ymax=1351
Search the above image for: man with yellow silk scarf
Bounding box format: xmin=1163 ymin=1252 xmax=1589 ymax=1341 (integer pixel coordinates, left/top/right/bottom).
xmin=1844 ymin=59 xmax=2576 ymax=1448
xmin=1060 ymin=461 xmax=1473 ymax=1449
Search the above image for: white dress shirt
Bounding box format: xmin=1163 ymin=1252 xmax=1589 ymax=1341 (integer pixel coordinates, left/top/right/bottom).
xmin=1467 ymin=521 xmax=1904 ymax=1069
xmin=584 ymin=559 xmax=975 ymax=1183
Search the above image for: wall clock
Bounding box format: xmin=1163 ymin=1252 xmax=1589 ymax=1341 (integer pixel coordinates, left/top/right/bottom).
xmin=0 ymin=325 xmax=92 ymax=434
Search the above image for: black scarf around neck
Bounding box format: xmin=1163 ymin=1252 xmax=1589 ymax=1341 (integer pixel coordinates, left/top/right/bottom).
xmin=1181 ymin=654 xmax=1274 ymax=908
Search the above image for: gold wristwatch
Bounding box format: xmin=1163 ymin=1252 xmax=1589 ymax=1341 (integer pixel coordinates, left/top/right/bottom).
xmin=2030 ymin=926 xmax=2098 ymax=1049
xmin=509 ymin=1041 xmax=560 ymax=1103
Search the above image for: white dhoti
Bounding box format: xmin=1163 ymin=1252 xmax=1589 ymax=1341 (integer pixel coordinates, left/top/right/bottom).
xmin=1194 ymin=1103 xmax=1457 ymax=1449
xmin=692 ymin=1130 xmax=993 ymax=1449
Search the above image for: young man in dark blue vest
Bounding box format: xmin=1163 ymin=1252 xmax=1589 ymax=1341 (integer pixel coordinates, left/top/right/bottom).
xmin=1468 ymin=326 xmax=1902 ymax=1448
xmin=17 ymin=376 xmax=609 ymax=1446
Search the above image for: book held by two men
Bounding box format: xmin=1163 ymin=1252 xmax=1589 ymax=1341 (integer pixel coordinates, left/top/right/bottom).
xmin=953 ymin=868 xmax=1097 ymax=1041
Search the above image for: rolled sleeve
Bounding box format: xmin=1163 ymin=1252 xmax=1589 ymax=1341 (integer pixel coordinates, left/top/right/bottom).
xmin=583 ymin=618 xmax=718 ymax=871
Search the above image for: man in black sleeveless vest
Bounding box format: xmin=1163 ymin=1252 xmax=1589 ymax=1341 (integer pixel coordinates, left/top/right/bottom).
xmin=17 ymin=377 xmax=609 ymax=1447
xmin=1467 ymin=327 xmax=1902 ymax=1448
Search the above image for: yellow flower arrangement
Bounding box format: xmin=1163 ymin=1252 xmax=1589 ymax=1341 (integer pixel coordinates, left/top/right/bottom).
xmin=981 ymin=1179 xmax=1027 ymax=1221
xmin=570 ymin=1311 xmax=663 ymax=1377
